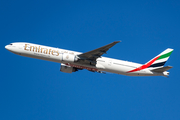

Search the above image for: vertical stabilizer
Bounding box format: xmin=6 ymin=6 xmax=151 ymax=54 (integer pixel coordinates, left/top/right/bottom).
xmin=127 ymin=48 xmax=173 ymax=73
xmin=147 ymin=48 xmax=173 ymax=68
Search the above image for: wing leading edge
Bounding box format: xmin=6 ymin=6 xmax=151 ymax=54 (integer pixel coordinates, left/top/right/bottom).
xmin=78 ymin=41 xmax=120 ymax=61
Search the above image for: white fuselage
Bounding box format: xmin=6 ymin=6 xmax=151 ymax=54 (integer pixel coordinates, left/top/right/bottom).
xmin=5 ymin=42 xmax=165 ymax=76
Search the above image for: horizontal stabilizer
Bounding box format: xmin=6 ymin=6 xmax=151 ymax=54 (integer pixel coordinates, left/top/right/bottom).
xmin=151 ymin=66 xmax=173 ymax=72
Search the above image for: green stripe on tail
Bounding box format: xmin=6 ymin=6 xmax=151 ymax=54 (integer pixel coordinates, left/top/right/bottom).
xmin=157 ymin=51 xmax=173 ymax=60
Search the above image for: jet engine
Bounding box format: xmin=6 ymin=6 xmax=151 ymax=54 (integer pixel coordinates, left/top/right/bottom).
xmin=60 ymin=63 xmax=78 ymax=73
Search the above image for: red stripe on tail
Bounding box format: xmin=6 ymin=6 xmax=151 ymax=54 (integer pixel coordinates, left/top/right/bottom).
xmin=127 ymin=56 xmax=160 ymax=73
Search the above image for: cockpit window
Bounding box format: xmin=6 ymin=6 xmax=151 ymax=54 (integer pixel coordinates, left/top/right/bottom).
xmin=9 ymin=43 xmax=13 ymax=45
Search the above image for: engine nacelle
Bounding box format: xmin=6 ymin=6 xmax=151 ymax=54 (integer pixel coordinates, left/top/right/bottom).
xmin=60 ymin=63 xmax=78 ymax=73
xmin=61 ymin=53 xmax=78 ymax=63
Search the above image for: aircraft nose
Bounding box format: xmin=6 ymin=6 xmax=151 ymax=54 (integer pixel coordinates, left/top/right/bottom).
xmin=5 ymin=45 xmax=11 ymax=51
xmin=5 ymin=45 xmax=8 ymax=49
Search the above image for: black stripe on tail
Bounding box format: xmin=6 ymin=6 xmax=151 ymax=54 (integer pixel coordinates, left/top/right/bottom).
xmin=149 ymin=61 xmax=166 ymax=68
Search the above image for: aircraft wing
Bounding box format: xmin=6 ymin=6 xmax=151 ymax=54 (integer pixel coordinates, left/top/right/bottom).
xmin=78 ymin=41 xmax=120 ymax=61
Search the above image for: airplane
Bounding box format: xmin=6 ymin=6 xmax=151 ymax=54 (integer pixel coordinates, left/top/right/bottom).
xmin=5 ymin=41 xmax=173 ymax=77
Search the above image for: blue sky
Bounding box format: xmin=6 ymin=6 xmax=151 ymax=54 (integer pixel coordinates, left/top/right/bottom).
xmin=1 ymin=0 xmax=180 ymax=119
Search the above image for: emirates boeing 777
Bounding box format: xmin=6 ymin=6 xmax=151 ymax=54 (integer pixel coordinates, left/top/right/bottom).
xmin=5 ymin=41 xmax=173 ymax=77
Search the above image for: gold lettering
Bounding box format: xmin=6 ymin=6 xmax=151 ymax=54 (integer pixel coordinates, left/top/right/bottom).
xmin=30 ymin=46 xmax=38 ymax=52
xmin=49 ymin=49 xmax=52 ymax=54
xmin=40 ymin=48 xmax=48 ymax=54
xmin=41 ymin=48 xmax=44 ymax=53
xmin=24 ymin=45 xmax=60 ymax=56
xmin=38 ymin=46 xmax=41 ymax=52
xmin=56 ymin=50 xmax=59 ymax=56
xmin=42 ymin=48 xmax=47 ymax=54
xmin=45 ymin=49 xmax=48 ymax=54
xmin=70 ymin=52 xmax=74 ymax=55
xmin=24 ymin=44 xmax=29 ymax=50
xmin=51 ymin=50 xmax=59 ymax=56
xmin=52 ymin=50 xmax=55 ymax=55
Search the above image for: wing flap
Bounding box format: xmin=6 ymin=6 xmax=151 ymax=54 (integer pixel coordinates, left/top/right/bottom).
xmin=151 ymin=66 xmax=173 ymax=72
